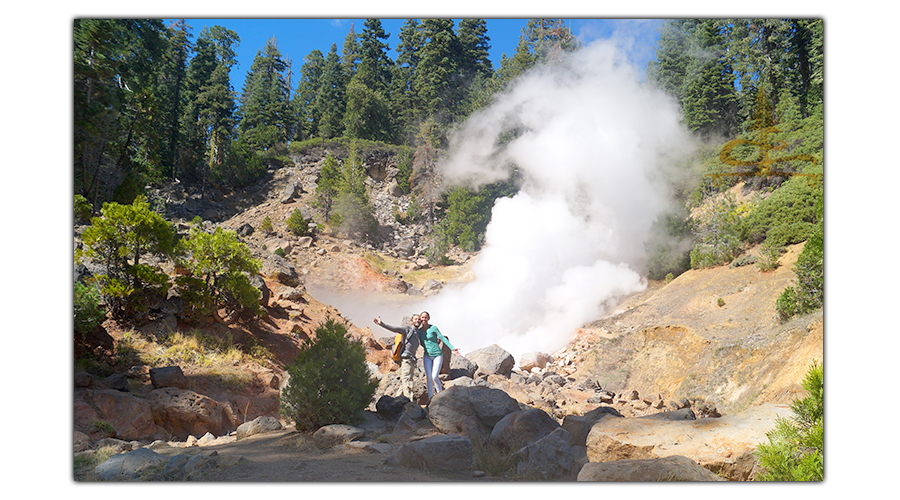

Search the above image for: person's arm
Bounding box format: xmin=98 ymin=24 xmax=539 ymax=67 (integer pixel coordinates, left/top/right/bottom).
xmin=373 ymin=316 xmax=404 ymax=335
xmin=434 ymin=327 xmax=460 ymax=354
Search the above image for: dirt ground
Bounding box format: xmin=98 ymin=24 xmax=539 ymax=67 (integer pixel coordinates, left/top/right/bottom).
xmin=171 ymin=428 xmax=483 ymax=482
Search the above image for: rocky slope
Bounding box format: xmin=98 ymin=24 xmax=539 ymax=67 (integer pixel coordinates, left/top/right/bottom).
xmin=74 ymin=146 xmax=823 ymax=480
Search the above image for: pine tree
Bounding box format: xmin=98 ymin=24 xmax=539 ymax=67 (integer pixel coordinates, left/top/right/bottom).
xmin=237 ymin=37 xmax=291 ymax=151
xmin=356 ymin=18 xmax=393 ymax=94
xmin=293 ymin=49 xmax=325 ymax=140
xmin=316 ymin=44 xmax=346 ymax=139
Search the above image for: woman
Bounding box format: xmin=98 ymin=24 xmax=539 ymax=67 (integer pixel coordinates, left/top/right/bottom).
xmin=418 ymin=311 xmax=460 ymax=400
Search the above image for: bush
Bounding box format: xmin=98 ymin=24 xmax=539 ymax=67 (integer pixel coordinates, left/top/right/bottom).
xmin=280 ymin=318 xmax=378 ymax=431
xmin=74 ymin=194 xmax=92 ymax=224
xmin=174 ymin=225 xmax=262 ymax=324
xmin=286 ymin=208 xmax=309 ymax=236
xmin=260 ymin=216 xmax=274 ymax=234
xmin=74 ymin=281 xmax=106 ymax=335
xmin=754 ymin=361 xmax=823 ymax=481
xmin=79 ymin=195 xmax=174 ymax=318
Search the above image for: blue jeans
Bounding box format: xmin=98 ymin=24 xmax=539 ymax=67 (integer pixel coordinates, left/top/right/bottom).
xmin=423 ymin=354 xmax=443 ymax=399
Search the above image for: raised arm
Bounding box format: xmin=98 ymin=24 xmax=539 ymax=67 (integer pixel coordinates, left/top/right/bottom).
xmin=373 ymin=316 xmax=405 ymax=334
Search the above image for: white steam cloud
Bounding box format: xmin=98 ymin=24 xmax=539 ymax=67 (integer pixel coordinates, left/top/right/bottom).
xmin=316 ymin=41 xmax=694 ymax=364
xmin=418 ymin=41 xmax=693 ymax=361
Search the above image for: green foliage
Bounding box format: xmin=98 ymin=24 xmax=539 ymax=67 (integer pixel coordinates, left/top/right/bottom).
xmin=79 ymin=195 xmax=175 ymax=317
xmin=260 ymin=215 xmax=274 ymax=234
xmin=646 ymin=212 xmax=693 ymax=280
xmin=174 ymin=225 xmax=262 ymax=323
xmin=690 ymin=193 xmax=742 ymax=269
xmin=280 ymin=318 xmax=378 ymax=431
xmin=755 ymin=361 xmax=824 ymax=481
xmin=74 ymin=281 xmax=107 ymax=335
xmin=316 ymin=145 xmax=378 ymax=240
xmin=286 ymin=208 xmax=309 ymax=236
xmin=774 ymin=191 xmax=823 ymax=321
xmin=74 ymin=195 xmax=93 ymax=224
xmin=739 ymin=177 xmax=822 ymax=247
xmin=776 ymin=287 xmax=800 ymax=321
xmin=758 ymin=241 xmax=782 ymax=272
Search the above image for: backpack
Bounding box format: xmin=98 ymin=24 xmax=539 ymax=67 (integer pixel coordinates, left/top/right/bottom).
xmin=391 ymin=332 xmax=404 ymax=362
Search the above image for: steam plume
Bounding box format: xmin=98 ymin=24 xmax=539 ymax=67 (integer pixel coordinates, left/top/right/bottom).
xmin=420 ymin=41 xmax=693 ymax=361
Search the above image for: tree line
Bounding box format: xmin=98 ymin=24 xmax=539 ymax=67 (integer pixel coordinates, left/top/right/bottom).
xmin=73 ymin=18 xmax=580 ymax=210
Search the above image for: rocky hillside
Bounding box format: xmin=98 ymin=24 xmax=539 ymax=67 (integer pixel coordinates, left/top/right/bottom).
xmin=74 ymin=146 xmax=823 ymax=480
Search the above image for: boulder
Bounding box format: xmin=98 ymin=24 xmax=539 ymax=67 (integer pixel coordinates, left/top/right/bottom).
xmin=94 ymin=447 xmax=167 ymax=481
xmin=577 ymin=455 xmax=727 ymax=481
xmin=515 ymin=428 xmax=580 ymax=480
xmin=375 ymin=394 xmax=411 ymax=420
xmin=149 ymin=366 xmax=188 ymax=389
xmin=465 ymin=344 xmax=516 ymax=377
xmin=148 ymin=387 xmax=241 ymax=441
xmin=261 ymin=254 xmax=301 ymax=287
xmin=386 ymin=434 xmax=474 ymax=473
xmin=518 ymin=352 xmax=552 ymax=371
xmin=427 ymin=385 xmax=521 ymax=441
xmin=74 ymin=388 xmax=160 ymax=441
xmin=489 ymin=408 xmax=560 ymax=449
xmin=313 ymin=424 xmax=365 ymax=449
xmin=236 ymin=416 xmax=284 ymax=440
xmin=449 ymin=355 xmax=478 ymax=379
xmin=281 ymin=181 xmax=300 ymax=203
xmin=585 ymin=403 xmax=793 ymax=481
xmin=248 ymin=274 xmax=270 ymax=305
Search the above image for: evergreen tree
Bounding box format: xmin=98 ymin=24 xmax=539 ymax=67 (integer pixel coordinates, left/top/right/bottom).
xmin=182 ymin=26 xmax=240 ymax=190
xmin=317 ymin=44 xmax=346 ymax=139
xmin=237 ymin=37 xmax=291 ymax=151
xmin=157 ymin=19 xmax=192 ymax=180
xmin=356 ymin=18 xmax=393 ymax=94
xmin=416 ymin=19 xmax=463 ymax=127
xmin=293 ymin=49 xmax=325 ymax=140
xmin=456 ymin=19 xmax=493 ymax=81
xmin=341 ymin=23 xmax=361 ymax=81
xmin=392 ymin=19 xmax=426 ymax=144
xmin=73 ymin=19 xmax=169 ymax=206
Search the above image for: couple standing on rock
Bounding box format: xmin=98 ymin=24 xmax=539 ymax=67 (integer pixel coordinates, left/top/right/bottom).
xmin=374 ymin=312 xmax=460 ymax=403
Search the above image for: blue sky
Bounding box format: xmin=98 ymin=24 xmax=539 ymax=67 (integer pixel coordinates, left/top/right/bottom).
xmin=171 ymin=18 xmax=665 ymax=92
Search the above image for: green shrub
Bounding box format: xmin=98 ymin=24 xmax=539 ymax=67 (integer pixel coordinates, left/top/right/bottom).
xmin=758 ymin=241 xmax=782 ymax=272
xmin=74 ymin=194 xmax=92 ymax=224
xmin=776 ymin=287 xmax=799 ymax=321
xmin=174 ymin=225 xmax=262 ymax=323
xmin=690 ymin=193 xmax=742 ymax=269
xmin=74 ymin=281 xmax=106 ymax=335
xmin=754 ymin=361 xmax=823 ymax=481
xmin=280 ymin=318 xmax=378 ymax=431
xmin=286 ymin=208 xmax=309 ymax=236
xmin=79 ymin=195 xmax=174 ymax=318
xmin=739 ymin=177 xmax=822 ymax=246
xmin=775 ymin=213 xmax=823 ymax=321
xmin=260 ymin=216 xmax=274 ymax=234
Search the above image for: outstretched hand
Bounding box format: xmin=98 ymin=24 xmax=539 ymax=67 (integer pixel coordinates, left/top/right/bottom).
xmin=373 ymin=316 xmax=382 ymax=326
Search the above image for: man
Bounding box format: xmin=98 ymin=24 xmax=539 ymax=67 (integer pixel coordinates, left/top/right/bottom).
xmin=373 ymin=314 xmax=422 ymax=402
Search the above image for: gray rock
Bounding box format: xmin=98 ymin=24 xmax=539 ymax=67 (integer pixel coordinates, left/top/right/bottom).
xmin=577 ymin=455 xmax=726 ymax=481
xmin=386 ymin=434 xmax=474 ymax=473
xmin=236 ymin=416 xmax=283 ymax=440
xmin=149 ymin=366 xmax=188 ymax=389
xmin=465 ymin=344 xmax=516 ymax=377
xmin=427 ymin=385 xmax=521 ymax=441
xmin=489 ymin=408 xmax=560 ymax=449
xmin=312 ymin=424 xmax=365 ymax=449
xmin=94 ymin=447 xmax=167 ymax=480
xmin=515 ymin=428 xmax=579 ymax=480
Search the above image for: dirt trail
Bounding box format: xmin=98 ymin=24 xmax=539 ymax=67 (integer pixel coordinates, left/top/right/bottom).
xmin=180 ymin=428 xmax=477 ymax=482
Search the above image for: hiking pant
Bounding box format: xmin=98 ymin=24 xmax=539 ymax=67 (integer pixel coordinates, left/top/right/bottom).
xmin=423 ymin=354 xmax=443 ymax=399
xmin=399 ymin=357 xmax=416 ymax=401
